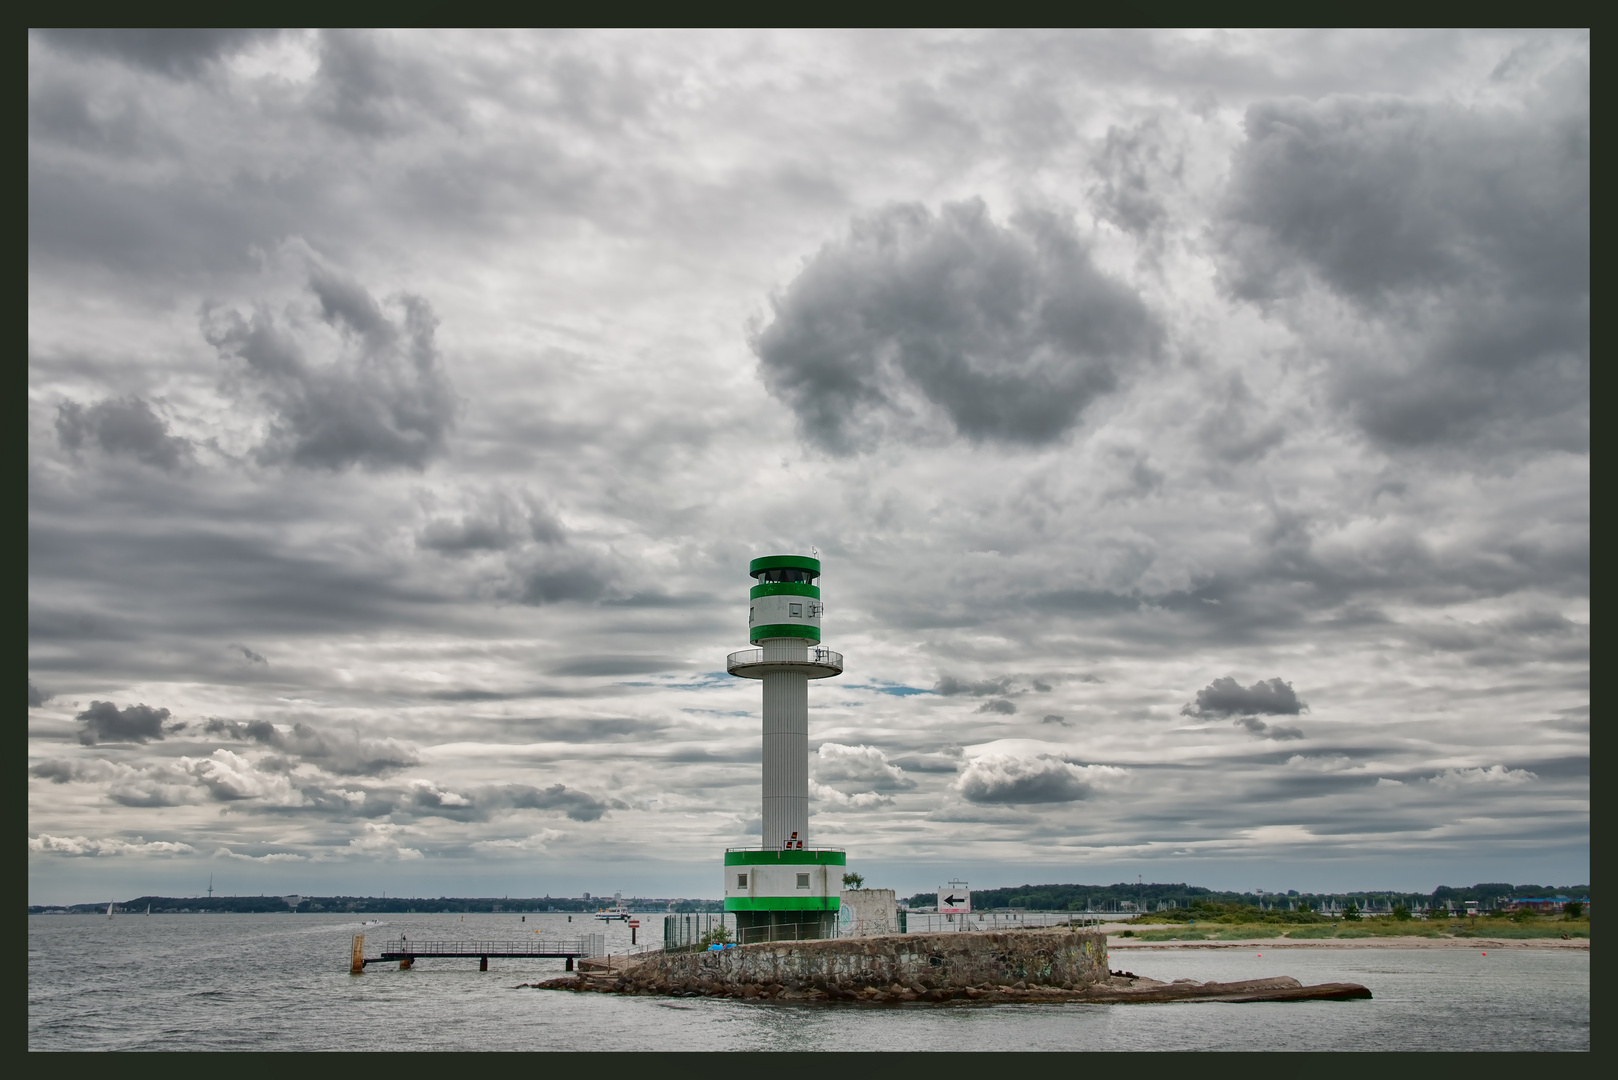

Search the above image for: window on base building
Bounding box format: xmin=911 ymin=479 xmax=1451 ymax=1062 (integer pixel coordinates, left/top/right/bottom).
xmin=796 ymin=873 xmax=810 ymax=889
xmin=737 ymin=874 xmax=748 ymax=889
xmin=789 ymin=603 xmax=803 ymax=617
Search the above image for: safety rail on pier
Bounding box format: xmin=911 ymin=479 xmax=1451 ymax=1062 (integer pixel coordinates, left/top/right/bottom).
xmin=377 ymin=936 xmax=605 ymax=958
xmin=351 ymin=933 xmax=605 ymax=972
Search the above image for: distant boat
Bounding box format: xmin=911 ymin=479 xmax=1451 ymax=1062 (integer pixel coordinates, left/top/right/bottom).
xmin=594 ymin=892 xmax=630 ymax=921
xmin=106 ymin=903 xmax=114 ymax=919
xmin=146 ymin=904 xmax=151 ymax=916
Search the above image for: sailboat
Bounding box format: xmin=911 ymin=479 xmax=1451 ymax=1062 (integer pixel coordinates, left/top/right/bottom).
xmin=106 ymin=902 xmax=114 ymax=919
xmin=146 ymin=904 xmax=151 ymax=916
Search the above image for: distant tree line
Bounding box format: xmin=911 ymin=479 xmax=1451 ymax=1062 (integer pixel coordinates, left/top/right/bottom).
xmin=900 ymin=881 xmax=1592 ymax=913
xmin=28 ymin=894 xmax=725 ymax=915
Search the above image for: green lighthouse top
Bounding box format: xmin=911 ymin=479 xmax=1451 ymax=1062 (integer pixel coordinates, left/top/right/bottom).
xmin=748 ymin=554 xmax=821 ymax=581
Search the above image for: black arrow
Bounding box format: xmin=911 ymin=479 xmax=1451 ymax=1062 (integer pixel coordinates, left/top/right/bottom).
xmin=943 ymin=894 xmax=966 ymax=906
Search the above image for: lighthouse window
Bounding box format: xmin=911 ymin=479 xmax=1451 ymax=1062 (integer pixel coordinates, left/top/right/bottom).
xmin=789 ymin=602 xmax=803 ymax=617
xmin=759 ymin=568 xmax=816 ymax=584
xmin=737 ymin=874 xmax=748 ymax=889
xmin=796 ymin=874 xmax=810 ymax=889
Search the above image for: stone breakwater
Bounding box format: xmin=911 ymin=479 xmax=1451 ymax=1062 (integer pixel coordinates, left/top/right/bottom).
xmin=527 ymin=929 xmax=1373 ymax=1004
xmin=536 ymin=930 xmax=1109 ymax=1001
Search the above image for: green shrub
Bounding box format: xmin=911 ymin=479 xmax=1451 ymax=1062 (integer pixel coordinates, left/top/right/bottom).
xmin=1565 ymin=901 xmax=1584 ymax=919
xmin=698 ymin=924 xmax=732 ymax=947
xmin=1456 ymin=925 xmax=1589 ymax=939
xmin=1392 ymin=904 xmax=1411 ymax=921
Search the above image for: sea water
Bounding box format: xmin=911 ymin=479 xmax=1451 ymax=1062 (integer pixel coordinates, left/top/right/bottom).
xmin=27 ymin=913 xmax=1589 ymax=1051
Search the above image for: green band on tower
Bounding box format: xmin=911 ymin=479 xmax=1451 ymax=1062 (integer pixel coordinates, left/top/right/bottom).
xmin=724 ymin=896 xmax=841 ymax=912
xmin=749 ymin=623 xmax=821 ymax=643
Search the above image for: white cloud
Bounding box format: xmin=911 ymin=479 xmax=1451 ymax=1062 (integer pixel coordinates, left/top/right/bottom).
xmin=470 ymin=829 xmax=565 ymax=852
xmin=29 ymin=833 xmax=196 ymax=857
xmin=23 ymin=29 xmax=1588 ymax=893
xmin=344 ymin=821 xmax=424 ymax=859
xmin=215 ymin=847 xmax=308 ymax=861
xmin=954 ymin=754 xmax=1125 ymax=805
xmin=809 ymin=780 xmax=893 ymax=809
xmin=1427 ymin=765 xmax=1538 ymax=788
xmin=812 ymin=742 xmax=916 ymax=791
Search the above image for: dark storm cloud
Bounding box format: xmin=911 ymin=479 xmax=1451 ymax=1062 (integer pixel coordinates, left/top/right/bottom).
xmin=515 ymin=560 xmax=613 ymax=605
xmin=1041 ymin=714 xmax=1069 ymax=726
xmin=418 ymin=493 xmax=564 ymax=554
xmin=1232 ymin=715 xmax=1305 ymax=741
xmin=976 ymin=698 xmax=1017 ymax=715
xmin=409 ymin=782 xmax=626 ymax=823
xmin=55 ymin=397 xmax=194 ymax=471
xmin=1182 ymin=676 xmax=1307 ymax=719
xmin=34 ymin=29 xmax=283 ymax=79
xmin=311 ymin=30 xmax=455 ymax=137
xmin=1089 ymin=118 xmax=1181 ymax=239
xmin=76 ymin=701 xmax=172 ymax=744
xmin=935 ymin=675 xmax=1013 ymax=697
xmin=957 ymin=754 xmax=1099 ymax=804
xmin=1216 ymin=78 xmax=1588 ymax=451
xmin=202 ymin=265 xmax=458 ymax=471
xmin=26 ymin=504 xmax=444 ymax=643
xmin=29 ymin=679 xmax=52 ymax=708
xmin=231 ymin=645 xmax=268 ymax=664
xmin=752 ymin=199 xmax=1161 ymax=452
xmin=202 ymin=719 xmax=418 ymax=776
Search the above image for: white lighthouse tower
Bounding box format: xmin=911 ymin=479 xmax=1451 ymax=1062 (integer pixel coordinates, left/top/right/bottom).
xmin=723 ymin=554 xmax=845 ymax=942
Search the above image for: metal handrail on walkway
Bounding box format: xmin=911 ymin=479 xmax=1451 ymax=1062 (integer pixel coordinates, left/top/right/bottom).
xmin=353 ymin=933 xmax=607 ymax=972
xmin=378 ymin=937 xmax=603 ymax=957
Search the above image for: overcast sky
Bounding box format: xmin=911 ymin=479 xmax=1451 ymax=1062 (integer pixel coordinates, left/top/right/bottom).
xmin=28 ymin=29 xmax=1588 ymax=904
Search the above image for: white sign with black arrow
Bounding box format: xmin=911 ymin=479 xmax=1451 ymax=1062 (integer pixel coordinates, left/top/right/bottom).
xmin=937 ymin=885 xmax=971 ymax=914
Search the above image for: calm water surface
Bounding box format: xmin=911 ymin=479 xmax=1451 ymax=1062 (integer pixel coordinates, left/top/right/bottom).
xmin=28 ymin=913 xmax=1589 ymax=1051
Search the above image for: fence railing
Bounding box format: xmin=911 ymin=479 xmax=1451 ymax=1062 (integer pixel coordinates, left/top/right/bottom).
xmin=380 ymin=935 xmax=604 ymax=956
xmin=725 ymin=648 xmax=843 ymax=673
xmin=664 ymin=913 xmax=737 ymax=951
xmin=735 ymin=921 xmax=833 ymax=945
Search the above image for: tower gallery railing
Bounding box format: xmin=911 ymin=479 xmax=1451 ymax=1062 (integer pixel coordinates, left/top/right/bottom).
xmin=725 ymin=648 xmax=843 ymax=675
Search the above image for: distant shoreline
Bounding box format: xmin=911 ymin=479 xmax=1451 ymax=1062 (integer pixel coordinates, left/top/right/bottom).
xmin=1108 ymin=935 xmax=1589 ymax=950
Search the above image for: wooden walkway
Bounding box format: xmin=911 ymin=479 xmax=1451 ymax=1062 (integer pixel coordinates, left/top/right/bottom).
xmin=351 ymin=934 xmax=605 ymax=972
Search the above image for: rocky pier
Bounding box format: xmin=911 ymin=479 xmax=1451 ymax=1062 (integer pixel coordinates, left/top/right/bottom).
xmin=524 ymin=929 xmax=1371 ymax=1004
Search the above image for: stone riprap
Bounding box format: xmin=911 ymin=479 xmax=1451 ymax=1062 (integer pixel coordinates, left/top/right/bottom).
xmin=543 ymin=929 xmax=1109 ymax=1000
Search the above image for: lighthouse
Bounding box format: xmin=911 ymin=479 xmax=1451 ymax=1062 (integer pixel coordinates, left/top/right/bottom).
xmin=723 ymin=554 xmax=845 ymax=943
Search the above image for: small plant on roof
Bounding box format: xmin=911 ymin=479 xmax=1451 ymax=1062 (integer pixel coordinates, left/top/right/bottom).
xmin=842 ymin=872 xmax=865 ymax=889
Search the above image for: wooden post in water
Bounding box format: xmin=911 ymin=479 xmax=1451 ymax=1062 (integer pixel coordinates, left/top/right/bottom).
xmin=351 ymin=934 xmax=365 ymax=974
xmin=479 ymin=956 xmax=488 ymax=971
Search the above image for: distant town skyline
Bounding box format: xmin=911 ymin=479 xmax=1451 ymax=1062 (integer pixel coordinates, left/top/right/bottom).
xmin=29 ymin=29 xmax=1588 ymax=905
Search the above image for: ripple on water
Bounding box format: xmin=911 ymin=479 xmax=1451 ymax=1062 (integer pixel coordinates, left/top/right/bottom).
xmin=28 ymin=916 xmax=1589 ymax=1051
